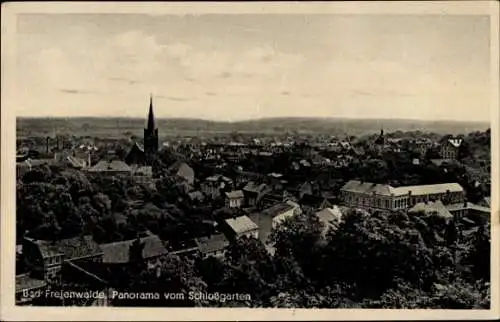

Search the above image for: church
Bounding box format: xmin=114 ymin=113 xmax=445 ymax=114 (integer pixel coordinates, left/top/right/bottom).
xmin=125 ymin=95 xmax=159 ymax=166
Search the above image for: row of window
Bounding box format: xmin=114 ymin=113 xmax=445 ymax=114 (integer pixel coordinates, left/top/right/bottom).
xmin=342 ymin=191 xmax=464 ymax=210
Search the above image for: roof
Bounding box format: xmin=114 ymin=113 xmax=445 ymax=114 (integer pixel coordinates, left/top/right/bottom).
xmin=447 ymin=139 xmax=463 ymax=148
xmin=409 ymin=200 xmax=453 ymax=219
xmin=205 ymin=174 xmax=232 ymax=182
xmin=391 ymin=183 xmax=464 ymax=196
xmin=316 ymin=206 xmax=343 ymax=227
xmin=27 ymin=235 xmax=103 ymax=260
xmin=341 ymin=180 xmax=392 ymax=195
xmin=225 ymin=216 xmax=258 ymax=234
xmin=169 ymin=161 xmax=194 ymax=181
xmin=100 ymin=235 xmax=168 ymax=264
xmin=243 ymin=182 xmax=268 ymax=194
xmin=225 ymin=190 xmax=244 ymax=199
xmin=341 ymin=180 xmax=464 ymax=197
xmin=88 ymin=160 xmax=131 ymax=172
xmin=16 ymin=274 xmax=46 ymax=294
xmin=261 ymin=202 xmax=296 ymax=219
xmin=195 ymin=234 xmax=230 ymax=254
xmin=66 ymin=156 xmax=87 ymax=168
xmin=446 ymin=202 xmax=490 ymax=214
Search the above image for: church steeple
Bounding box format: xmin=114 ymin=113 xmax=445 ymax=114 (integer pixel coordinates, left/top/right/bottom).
xmin=147 ymin=94 xmax=155 ymax=131
xmin=144 ymin=94 xmax=159 ymax=156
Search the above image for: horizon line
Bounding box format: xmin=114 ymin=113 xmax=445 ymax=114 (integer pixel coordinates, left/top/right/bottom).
xmin=15 ymin=115 xmax=491 ymax=124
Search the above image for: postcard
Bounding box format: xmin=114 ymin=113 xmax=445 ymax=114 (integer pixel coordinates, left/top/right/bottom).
xmin=1 ymin=1 xmax=498 ymax=321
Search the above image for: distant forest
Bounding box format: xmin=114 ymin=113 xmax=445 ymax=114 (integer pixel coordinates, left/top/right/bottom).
xmin=17 ymin=117 xmax=490 ymax=139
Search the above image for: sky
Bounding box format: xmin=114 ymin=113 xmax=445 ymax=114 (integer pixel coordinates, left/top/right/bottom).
xmin=14 ymin=13 xmax=491 ymax=121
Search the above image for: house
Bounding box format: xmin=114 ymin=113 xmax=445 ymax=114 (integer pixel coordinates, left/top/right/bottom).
xmin=225 ymin=190 xmax=244 ymax=208
xmin=99 ymin=235 xmax=168 ymax=266
xmin=195 ymin=234 xmax=230 ymax=259
xmin=315 ymin=206 xmax=344 ymax=236
xmin=249 ymin=201 xmax=302 ymax=244
xmin=86 ymin=160 xmax=132 ymax=176
xmin=340 ymin=180 xmax=465 ymax=211
xmin=446 ymin=201 xmax=490 ymax=222
xmin=223 ymin=216 xmax=259 ymax=240
xmin=287 ymin=181 xmax=314 ymax=200
xmin=22 ymin=235 xmax=103 ymax=283
xmin=440 ymin=138 xmax=462 ymax=160
xmin=201 ymin=175 xmax=233 ymax=198
xmin=168 ymin=161 xmax=195 ymax=185
xmin=242 ymin=182 xmax=269 ymax=207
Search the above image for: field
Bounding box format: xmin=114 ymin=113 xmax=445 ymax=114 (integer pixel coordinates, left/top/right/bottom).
xmin=16 ymin=117 xmax=490 ymax=140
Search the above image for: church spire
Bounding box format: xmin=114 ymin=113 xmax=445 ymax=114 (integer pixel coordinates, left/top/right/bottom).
xmin=147 ymin=94 xmax=155 ymax=131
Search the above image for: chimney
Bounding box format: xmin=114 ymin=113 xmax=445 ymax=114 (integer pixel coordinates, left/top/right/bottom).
xmin=56 ymin=136 xmax=60 ymax=151
xmin=46 ymin=137 xmax=50 ymax=154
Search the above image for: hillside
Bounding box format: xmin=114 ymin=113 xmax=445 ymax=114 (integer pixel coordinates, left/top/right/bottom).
xmin=16 ymin=116 xmax=490 ymax=139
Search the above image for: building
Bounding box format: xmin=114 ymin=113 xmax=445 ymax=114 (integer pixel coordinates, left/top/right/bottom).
xmin=144 ymin=95 xmax=159 ymax=156
xmin=225 ymin=190 xmax=244 ymax=208
xmin=223 ymin=216 xmax=259 ymax=240
xmin=125 ymin=96 xmax=159 ymax=165
xmin=242 ymin=182 xmax=269 ymax=207
xmin=22 ymin=235 xmax=103 ymax=283
xmin=195 ymin=234 xmax=230 ymax=259
xmin=99 ymin=235 xmax=168 ymax=266
xmin=315 ymin=206 xmax=344 ymax=236
xmin=168 ymin=161 xmax=195 ymax=185
xmin=340 ymin=180 xmax=465 ymax=211
xmin=201 ymin=175 xmax=233 ymax=199
xmin=86 ymin=160 xmax=132 ymax=176
xmin=125 ymin=142 xmax=147 ymax=166
xmin=440 ymin=138 xmax=462 ymax=159
xmin=249 ymin=201 xmax=302 ymax=244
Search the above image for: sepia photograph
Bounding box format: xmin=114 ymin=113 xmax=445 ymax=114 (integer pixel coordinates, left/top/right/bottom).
xmin=1 ymin=1 xmax=499 ymax=321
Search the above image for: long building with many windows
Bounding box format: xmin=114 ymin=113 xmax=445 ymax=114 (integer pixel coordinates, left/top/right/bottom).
xmin=340 ymin=180 xmax=465 ymax=211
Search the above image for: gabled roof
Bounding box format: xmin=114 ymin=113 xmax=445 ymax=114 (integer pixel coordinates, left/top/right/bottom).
xmin=225 ymin=216 xmax=258 ymax=234
xmin=243 ymin=182 xmax=268 ymax=194
xmin=316 ymin=206 xmax=344 ymax=228
xmin=341 ymin=180 xmax=464 ymax=197
xmin=26 ymin=235 xmax=103 ymax=260
xmin=225 ymin=190 xmax=244 ymax=199
xmin=88 ymin=160 xmax=132 ymax=172
xmin=195 ymin=234 xmax=229 ymax=254
xmin=341 ymin=180 xmax=392 ymax=195
xmin=100 ymin=235 xmax=168 ymax=264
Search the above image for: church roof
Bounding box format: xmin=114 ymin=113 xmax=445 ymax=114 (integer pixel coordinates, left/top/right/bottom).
xmin=146 ymin=95 xmax=156 ymax=130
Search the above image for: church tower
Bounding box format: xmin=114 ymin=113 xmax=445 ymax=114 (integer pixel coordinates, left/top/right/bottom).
xmin=144 ymin=95 xmax=159 ymax=155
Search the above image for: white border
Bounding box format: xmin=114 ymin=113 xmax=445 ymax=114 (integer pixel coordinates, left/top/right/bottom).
xmin=1 ymin=1 xmax=499 ymax=321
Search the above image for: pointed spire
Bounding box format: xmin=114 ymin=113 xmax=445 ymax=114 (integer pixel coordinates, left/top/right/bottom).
xmin=147 ymin=94 xmax=155 ymax=131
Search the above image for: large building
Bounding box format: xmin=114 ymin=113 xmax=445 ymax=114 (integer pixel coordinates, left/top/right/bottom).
xmin=440 ymin=138 xmax=462 ymax=160
xmin=340 ymin=180 xmax=465 ymax=212
xmin=125 ymin=95 xmax=159 ymax=165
